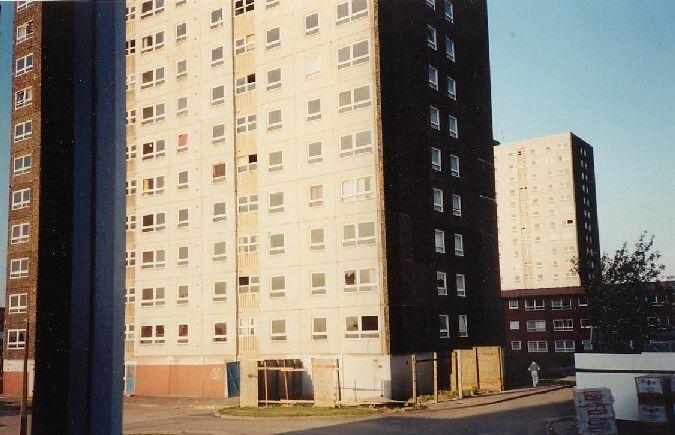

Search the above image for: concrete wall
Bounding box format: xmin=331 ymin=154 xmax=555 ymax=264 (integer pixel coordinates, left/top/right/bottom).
xmin=575 ymin=352 xmax=675 ymax=421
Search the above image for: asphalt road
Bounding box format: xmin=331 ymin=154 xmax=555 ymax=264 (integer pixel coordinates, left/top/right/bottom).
xmin=121 ymin=388 xmax=575 ymax=435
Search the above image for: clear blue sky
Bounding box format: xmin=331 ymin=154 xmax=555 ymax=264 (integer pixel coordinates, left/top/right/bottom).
xmin=0 ymin=3 xmax=12 ymax=304
xmin=488 ymin=0 xmax=675 ymax=277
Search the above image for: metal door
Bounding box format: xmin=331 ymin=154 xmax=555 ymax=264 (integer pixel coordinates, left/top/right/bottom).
xmin=124 ymin=362 xmax=136 ymax=395
xmin=226 ymin=362 xmax=240 ymax=397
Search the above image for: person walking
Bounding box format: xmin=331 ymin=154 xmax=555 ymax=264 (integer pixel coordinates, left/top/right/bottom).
xmin=528 ymin=361 xmax=540 ymax=387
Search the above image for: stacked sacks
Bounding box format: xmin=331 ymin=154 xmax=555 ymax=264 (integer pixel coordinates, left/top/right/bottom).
xmin=635 ymin=375 xmax=675 ymax=430
xmin=574 ymin=388 xmax=617 ymax=435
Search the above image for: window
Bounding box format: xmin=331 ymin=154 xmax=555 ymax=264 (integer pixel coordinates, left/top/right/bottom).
xmin=342 ymin=221 xmax=375 ymax=246
xmin=268 ymin=151 xmax=283 ymax=172
xmin=450 ymin=154 xmax=460 ymax=177
xmin=305 ymin=12 xmax=319 ymax=36
xmin=238 ymin=235 xmax=258 ymax=253
xmin=213 ymin=241 xmax=227 ymax=261
xmin=15 ymin=54 xmax=33 ymax=76
xmin=125 ymin=324 xmax=135 ymax=341
xmin=15 ymin=87 xmax=32 ymax=108
xmin=336 ymin=0 xmax=368 ymax=25
xmin=509 ymin=321 xmax=520 ymax=330
xmin=212 ymin=163 xmax=226 ymax=183
xmin=141 ymin=287 xmax=165 ymax=307
xmin=213 ymin=202 xmax=226 ymax=222
xmin=428 ymin=66 xmax=438 ymax=90
xmin=175 ymin=22 xmax=187 ymax=41
xmin=551 ymin=298 xmax=572 ymax=310
xmin=177 ymin=96 xmax=187 ymax=116
xmin=338 ymin=85 xmax=371 ymax=112
xmin=141 ymin=103 xmax=165 ymax=124
xmin=426 ymin=0 xmax=435 ymax=9
xmin=554 ymin=340 xmax=575 ymax=353
xmin=307 ymin=98 xmax=322 ymax=121
xmin=271 ymin=319 xmax=287 ymax=341
xmin=234 ymin=0 xmax=254 ymax=15
xmin=458 ymin=315 xmax=468 ymax=337
xmin=445 ymin=37 xmax=455 ymax=61
xmin=340 ymin=130 xmax=372 ymax=157
xmin=236 ymin=114 xmax=256 ymax=133
xmin=266 ymin=68 xmax=282 ymax=90
xmin=14 ymin=120 xmax=32 ymax=141
xmin=309 ymin=185 xmax=324 ymax=207
xmin=213 ymin=282 xmax=227 ymax=302
xmin=310 ymin=228 xmax=325 ymax=251
xmin=211 ymin=46 xmax=224 ymax=67
xmin=235 ymin=73 xmax=256 ymax=94
xmin=238 ymin=195 xmax=258 ymax=213
xmin=434 ymin=230 xmax=445 ymax=253
xmin=126 ymin=40 xmax=136 ymax=56
xmin=429 ymin=106 xmax=440 ymax=130
xmin=553 ymin=319 xmax=573 ymax=332
xmin=13 ymin=155 xmax=32 ymax=176
xmin=269 ymin=233 xmax=285 ymax=255
xmin=140 ymin=325 xmax=165 ymax=344
xmin=439 ymin=315 xmax=450 ymax=338
xmin=141 ymin=139 xmax=165 ymax=160
xmin=238 ymin=318 xmax=257 ymax=336
xmin=11 ymin=188 xmax=31 ymax=210
xmin=270 ymin=276 xmax=286 ymax=298
xmin=238 ymin=276 xmax=260 ymax=293
xmin=341 ymin=176 xmax=373 ymax=201
xmin=177 ymin=285 xmax=189 ymax=304
xmin=213 ymin=323 xmax=228 ymax=342
xmin=141 ymin=212 xmax=165 ymax=232
xmin=211 ymin=85 xmax=225 ymax=105
xmin=235 ymin=34 xmax=255 ymax=54
xmin=126 ymin=251 xmax=136 ymax=267
xmin=126 ymin=74 xmax=137 ymax=92
xmin=437 ymin=272 xmax=447 ymax=295
xmin=337 ymin=40 xmax=369 ymax=69
xmin=431 ymin=148 xmax=442 ymax=171
xmin=444 ymin=1 xmax=454 ymax=22
xmin=176 ymin=59 xmax=187 ymax=79
xmin=433 ymin=188 xmax=443 ymax=212
xmin=456 ymin=274 xmax=466 ymax=297
xmin=508 ymin=299 xmax=519 ymax=309
xmin=177 ymin=171 xmax=189 ymax=190
xmin=16 ymin=1 xmax=35 ymax=12
xmin=345 ymin=315 xmax=379 ymax=338
xmin=10 ymin=223 xmax=30 ymax=244
xmin=126 ymin=6 xmax=136 ymax=21
xmin=344 ymin=268 xmax=377 ymax=293
xmin=141 ymin=31 xmax=165 ymax=53
xmin=141 ymin=249 xmax=165 ymax=270
xmin=305 ymin=55 xmax=321 ymax=78
xmin=140 ymin=0 xmax=163 ymax=18
xmin=142 ymin=176 xmax=165 ymax=196
xmin=525 ymin=299 xmax=545 ymax=311
xmin=580 ymin=318 xmax=590 ymax=329
xmin=511 ymin=341 xmax=522 ymax=351
xmin=312 ymin=318 xmax=327 ymax=340
xmin=176 ymin=324 xmax=188 ymax=344
xmin=452 ymin=194 xmax=462 ymax=216
xmin=266 ymin=0 xmax=280 ymax=8
xmin=311 ymin=272 xmax=326 ymax=295
xmin=578 ymin=296 xmax=588 ymax=306
xmin=426 ymin=25 xmax=437 ymax=50
xmin=447 ymin=76 xmax=457 ymax=100
xmin=9 ymin=294 xmax=28 ymax=314
xmin=307 ymin=142 xmax=322 ymax=164
xmin=527 ymin=320 xmax=546 ymax=332
xmin=266 ymin=27 xmax=281 ymax=49
xmin=267 ymin=109 xmax=282 ymax=131
xmin=454 ymin=234 xmax=464 ymax=256
xmin=177 ymin=246 xmax=189 ymax=266
xmin=211 ymin=124 xmax=225 ymax=144
xmin=210 ymin=8 xmax=223 ymax=28
xmin=8 ymin=329 xmax=26 ymax=349
xmin=448 ymin=115 xmax=458 ymax=138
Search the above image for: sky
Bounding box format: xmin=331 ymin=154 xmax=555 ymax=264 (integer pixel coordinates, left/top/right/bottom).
xmin=488 ymin=0 xmax=675 ymax=276
xmin=0 ymin=3 xmax=12 ymax=303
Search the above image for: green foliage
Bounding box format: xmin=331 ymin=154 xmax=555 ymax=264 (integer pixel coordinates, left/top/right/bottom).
xmin=580 ymin=232 xmax=666 ymax=352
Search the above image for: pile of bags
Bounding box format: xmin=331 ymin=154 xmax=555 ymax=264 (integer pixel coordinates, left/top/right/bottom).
xmin=574 ymin=388 xmax=617 ymax=434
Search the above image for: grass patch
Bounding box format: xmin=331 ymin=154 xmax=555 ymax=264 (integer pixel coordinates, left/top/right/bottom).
xmin=218 ymin=404 xmax=383 ymax=418
xmin=418 ymin=387 xmax=493 ymax=403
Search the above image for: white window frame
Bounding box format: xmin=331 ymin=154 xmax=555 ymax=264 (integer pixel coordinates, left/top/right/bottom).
xmin=310 ymin=228 xmax=325 ymax=251
xmin=213 ymin=282 xmax=227 ymax=302
xmin=234 ymin=0 xmax=255 ymax=16
xmin=238 ymin=318 xmax=257 ymax=336
xmin=431 ymin=147 xmax=442 ymax=171
xmin=554 ymin=340 xmax=575 ymax=353
xmin=270 ymin=319 xmax=287 ymax=341
xmin=177 ymin=246 xmax=189 ymax=267
xmin=15 ymin=54 xmax=33 ymax=76
xmin=429 ymin=106 xmax=440 ymax=130
xmin=142 ymin=175 xmax=165 ymax=196
xmin=268 ymin=150 xmax=283 ymax=172
xmin=141 ymin=212 xmax=166 ymax=233
xmin=509 ymin=321 xmax=520 ymax=330
xmin=267 ymin=109 xmax=283 ymax=131
xmin=454 ymin=233 xmax=464 ymax=256
xmin=8 ymin=329 xmax=26 ymax=349
xmin=437 ymin=271 xmax=447 ymax=295
xmin=511 ymin=341 xmax=522 ymax=351
xmin=439 ymin=315 xmax=450 ymax=338
xmin=525 ymin=299 xmax=545 ymax=311
xmin=236 ymin=114 xmax=257 ymax=133
xmin=140 ymin=31 xmax=165 ymax=53
xmin=139 ymin=325 xmax=165 ymax=344
xmin=450 ymin=154 xmax=460 ymax=177
xmin=508 ymin=299 xmax=519 ymax=310
xmin=428 ymin=65 xmax=439 ymax=90
xmin=342 ymin=221 xmax=375 ymax=246
xmin=526 ymin=320 xmax=547 ymax=332
xmin=338 ymin=85 xmax=371 ymax=112
xmin=337 ymin=40 xmax=370 ymax=69
xmin=309 ymin=184 xmax=324 ymax=207
xmin=238 ymin=195 xmax=259 ymax=213
xmin=235 ymin=34 xmax=255 ymax=55
xmin=238 ymin=234 xmax=258 ymax=253
xmin=9 ymin=293 xmax=28 ymax=314
xmin=311 ymin=272 xmax=326 ymax=295
xmin=140 ymin=287 xmax=165 ymax=307
xmin=447 ymin=76 xmax=457 ymax=100
xmin=269 ymin=233 xmax=286 ymax=255
xmin=339 ymin=130 xmax=373 ymax=157
xmin=213 ymin=241 xmax=227 ymax=262
xmin=426 ymin=25 xmax=437 ymax=50
xmin=140 ymin=249 xmax=166 ymax=270
xmin=235 ymin=73 xmax=256 ymax=94
xmin=265 ymin=27 xmax=281 ymax=50
xmin=176 ymin=59 xmax=188 ymax=79
xmin=435 ymin=229 xmax=445 ymax=253
xmin=312 ymin=317 xmax=328 ymax=340
xmin=343 ymin=268 xmax=377 ymax=293
xmin=270 ymin=275 xmax=286 ymax=298
xmin=341 ymin=176 xmax=374 ymax=201
xmin=444 ymin=1 xmax=454 ymax=23
xmin=433 ymin=188 xmax=444 ymax=212
xmin=10 ymin=223 xmax=30 ymax=244
xmin=266 ymin=67 xmax=282 ymax=90
xmin=307 ymin=141 xmax=323 ymax=164
xmin=336 ymin=0 xmax=369 ymax=25
xmin=238 ymin=276 xmax=260 ymax=294
xmin=140 ymin=67 xmax=165 ymax=89
xmin=345 ymin=315 xmax=379 ymax=339
xmin=551 ymin=298 xmax=572 ymax=310
xmin=452 ymin=194 xmax=462 ymax=217
xmin=445 ymin=37 xmax=455 ymax=61
xmin=210 ymin=8 xmax=224 ymax=28
xmin=141 ymin=139 xmax=165 ymax=160
xmin=213 ymin=322 xmax=228 ymax=342
xmin=177 ymin=324 xmax=189 ymax=344
xmin=14 ymin=87 xmax=32 ymax=109
xmin=305 ymin=12 xmax=320 ymax=36
xmin=12 ymin=188 xmax=31 ymax=210
xmin=458 ymin=315 xmax=468 ymax=337
xmin=448 ymin=115 xmax=459 ymax=138
xmin=456 ymin=273 xmax=466 ymax=297
xmin=211 ymin=46 xmax=224 ymax=67
xmin=13 ymin=154 xmax=32 ymax=176
xmin=140 ymin=103 xmax=165 ymax=124
xmin=14 ymin=120 xmax=32 ymax=142
xmin=211 ymin=85 xmax=225 ymax=106
xmin=307 ymin=98 xmax=322 ymax=121
xmin=553 ymin=319 xmax=574 ymax=332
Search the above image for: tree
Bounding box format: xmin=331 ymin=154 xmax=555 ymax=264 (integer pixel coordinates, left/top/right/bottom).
xmin=579 ymin=232 xmax=666 ymax=352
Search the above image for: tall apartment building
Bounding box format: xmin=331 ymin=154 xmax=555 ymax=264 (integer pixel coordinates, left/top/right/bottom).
xmin=2 ymin=0 xmax=39 ymax=397
xmin=494 ymin=132 xmax=600 ymax=381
